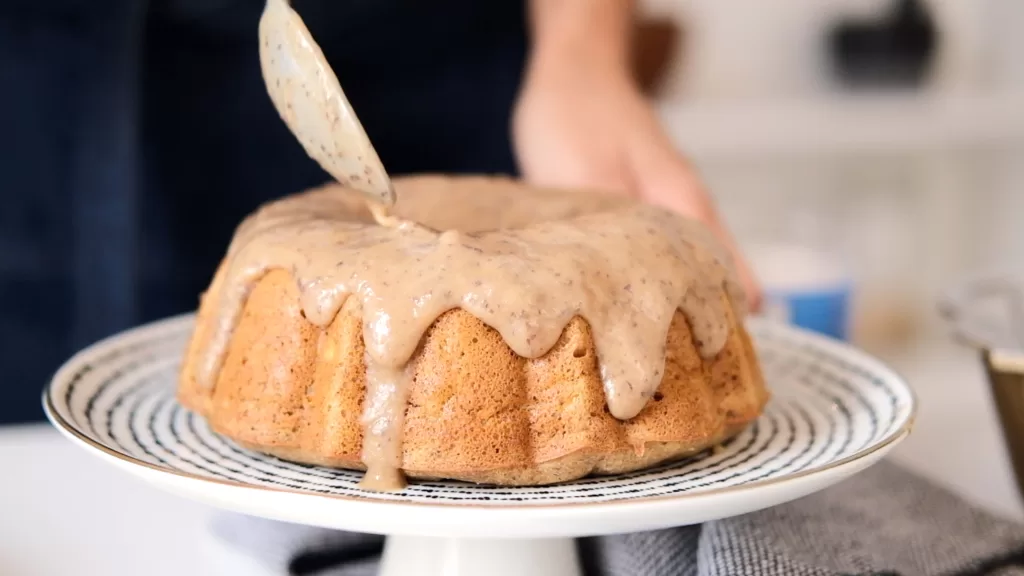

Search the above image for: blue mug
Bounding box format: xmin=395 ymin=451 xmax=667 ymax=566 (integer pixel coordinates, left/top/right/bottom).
xmin=750 ymin=244 xmax=852 ymax=342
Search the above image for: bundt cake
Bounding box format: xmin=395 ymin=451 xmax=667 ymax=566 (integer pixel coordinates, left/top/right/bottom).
xmin=177 ymin=175 xmax=769 ymax=491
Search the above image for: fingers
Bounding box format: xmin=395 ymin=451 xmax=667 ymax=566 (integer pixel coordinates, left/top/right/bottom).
xmin=525 ymin=155 xmax=632 ymax=197
xmin=630 ymin=139 xmax=764 ymax=313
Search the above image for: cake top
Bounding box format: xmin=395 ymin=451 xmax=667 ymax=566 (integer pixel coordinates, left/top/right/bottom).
xmin=197 ymin=175 xmax=747 ymax=422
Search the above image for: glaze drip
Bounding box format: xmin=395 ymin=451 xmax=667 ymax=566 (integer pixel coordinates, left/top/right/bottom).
xmin=360 ymin=361 xmax=414 ymax=490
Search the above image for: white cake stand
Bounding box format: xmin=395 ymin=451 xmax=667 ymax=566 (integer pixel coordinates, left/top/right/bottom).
xmin=44 ymin=315 xmax=915 ymax=576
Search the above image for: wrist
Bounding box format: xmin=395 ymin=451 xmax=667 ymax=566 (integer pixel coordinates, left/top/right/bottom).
xmin=526 ymin=0 xmax=635 ymax=88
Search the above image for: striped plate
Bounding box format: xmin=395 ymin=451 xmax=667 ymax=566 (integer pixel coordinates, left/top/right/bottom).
xmin=44 ymin=314 xmax=915 ymax=538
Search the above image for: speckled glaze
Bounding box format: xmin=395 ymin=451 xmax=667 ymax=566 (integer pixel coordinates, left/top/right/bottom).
xmin=258 ymin=0 xmax=396 ymax=208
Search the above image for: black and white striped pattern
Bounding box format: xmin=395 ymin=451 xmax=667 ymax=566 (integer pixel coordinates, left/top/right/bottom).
xmin=45 ymin=314 xmax=914 ymax=507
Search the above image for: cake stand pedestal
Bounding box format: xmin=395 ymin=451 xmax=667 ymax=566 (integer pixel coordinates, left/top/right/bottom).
xmin=380 ymin=536 xmax=581 ymax=576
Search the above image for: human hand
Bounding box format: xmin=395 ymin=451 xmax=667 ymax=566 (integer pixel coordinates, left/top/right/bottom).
xmin=512 ymin=50 xmax=762 ymax=312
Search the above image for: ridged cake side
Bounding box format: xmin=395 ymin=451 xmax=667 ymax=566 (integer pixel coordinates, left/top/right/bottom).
xmin=178 ymin=266 xmax=769 ymax=486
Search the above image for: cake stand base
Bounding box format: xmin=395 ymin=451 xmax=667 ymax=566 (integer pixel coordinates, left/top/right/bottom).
xmin=380 ymin=536 xmax=582 ymax=576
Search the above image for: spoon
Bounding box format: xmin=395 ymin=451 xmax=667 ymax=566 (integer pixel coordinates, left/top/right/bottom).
xmin=258 ymin=0 xmax=396 ymax=209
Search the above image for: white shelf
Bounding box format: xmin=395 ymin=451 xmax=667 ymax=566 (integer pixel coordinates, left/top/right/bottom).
xmin=658 ymin=89 xmax=1024 ymax=160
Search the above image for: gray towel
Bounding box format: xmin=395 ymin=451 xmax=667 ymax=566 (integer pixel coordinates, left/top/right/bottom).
xmin=210 ymin=461 xmax=1024 ymax=576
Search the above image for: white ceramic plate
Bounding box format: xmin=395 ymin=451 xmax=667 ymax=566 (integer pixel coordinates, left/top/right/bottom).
xmin=44 ymin=314 xmax=914 ymax=539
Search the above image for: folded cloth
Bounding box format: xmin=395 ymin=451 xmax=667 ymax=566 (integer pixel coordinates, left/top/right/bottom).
xmin=209 ymin=461 xmax=1024 ymax=576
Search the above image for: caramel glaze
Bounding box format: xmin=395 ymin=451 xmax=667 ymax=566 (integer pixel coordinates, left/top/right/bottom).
xmin=193 ymin=175 xmax=747 ymax=490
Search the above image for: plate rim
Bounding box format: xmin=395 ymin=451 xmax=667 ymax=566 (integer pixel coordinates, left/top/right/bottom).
xmin=43 ymin=313 xmax=918 ymax=512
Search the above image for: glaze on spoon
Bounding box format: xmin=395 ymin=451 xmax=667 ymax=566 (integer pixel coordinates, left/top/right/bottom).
xmin=258 ymin=0 xmax=396 ymax=209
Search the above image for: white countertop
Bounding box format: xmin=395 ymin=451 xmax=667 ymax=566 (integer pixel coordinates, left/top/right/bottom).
xmin=0 ymin=424 xmax=218 ymax=576
xmin=2 ymin=338 xmax=1022 ymax=576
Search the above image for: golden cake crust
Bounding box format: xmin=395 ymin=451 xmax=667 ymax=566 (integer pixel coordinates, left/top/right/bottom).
xmin=178 ymin=266 xmax=769 ymax=486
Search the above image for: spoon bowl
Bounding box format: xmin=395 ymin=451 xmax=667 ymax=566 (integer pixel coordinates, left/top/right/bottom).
xmin=258 ymin=0 xmax=396 ymax=208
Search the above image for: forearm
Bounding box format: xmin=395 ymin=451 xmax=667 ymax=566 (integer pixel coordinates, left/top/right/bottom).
xmin=526 ymin=0 xmax=635 ymax=83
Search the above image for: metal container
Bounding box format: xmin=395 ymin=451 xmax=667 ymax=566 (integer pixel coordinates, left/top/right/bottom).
xmin=941 ymin=272 xmax=1024 ymax=502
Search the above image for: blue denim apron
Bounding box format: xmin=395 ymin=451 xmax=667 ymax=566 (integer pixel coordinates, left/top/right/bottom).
xmin=0 ymin=0 xmax=525 ymax=424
